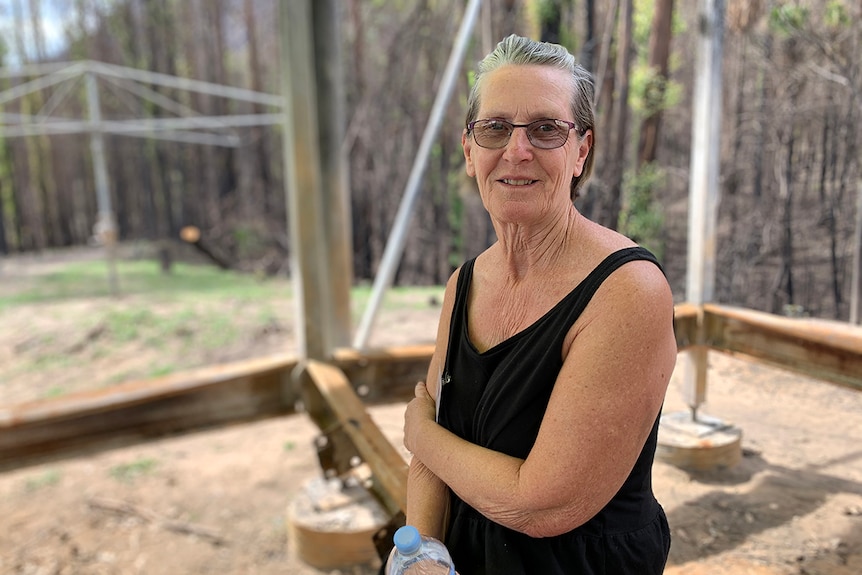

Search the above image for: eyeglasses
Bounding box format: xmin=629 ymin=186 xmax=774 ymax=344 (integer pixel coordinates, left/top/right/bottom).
xmin=467 ymin=118 xmax=579 ymax=150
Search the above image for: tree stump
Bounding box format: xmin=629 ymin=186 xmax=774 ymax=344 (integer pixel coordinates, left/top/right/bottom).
xmin=287 ymin=473 xmax=389 ymax=570
xmin=657 ymin=411 xmax=743 ymax=471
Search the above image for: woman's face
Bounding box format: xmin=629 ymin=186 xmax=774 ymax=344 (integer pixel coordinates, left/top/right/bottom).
xmin=462 ymin=64 xmax=592 ymax=226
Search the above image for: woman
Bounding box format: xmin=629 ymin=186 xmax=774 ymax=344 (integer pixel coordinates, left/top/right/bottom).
xmin=401 ymin=34 xmax=677 ymax=574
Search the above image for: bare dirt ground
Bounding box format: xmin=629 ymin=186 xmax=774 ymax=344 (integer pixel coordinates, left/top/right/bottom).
xmin=1 ymin=249 xmax=861 ymax=575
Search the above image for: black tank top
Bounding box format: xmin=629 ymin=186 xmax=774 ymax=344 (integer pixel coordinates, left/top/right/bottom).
xmin=437 ymin=246 xmax=671 ymax=575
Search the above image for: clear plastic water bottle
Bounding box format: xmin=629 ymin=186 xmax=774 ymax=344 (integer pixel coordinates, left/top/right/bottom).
xmin=385 ymin=525 xmax=456 ymax=575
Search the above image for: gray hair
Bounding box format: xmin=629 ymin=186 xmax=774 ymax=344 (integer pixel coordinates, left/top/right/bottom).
xmin=465 ymin=34 xmax=595 ymax=201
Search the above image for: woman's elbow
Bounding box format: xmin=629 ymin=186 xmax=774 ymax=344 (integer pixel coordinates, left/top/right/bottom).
xmin=509 ymin=507 xmax=585 ymax=538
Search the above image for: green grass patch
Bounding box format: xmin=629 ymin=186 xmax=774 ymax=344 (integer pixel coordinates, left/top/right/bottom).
xmin=199 ymin=313 xmax=238 ymax=349
xmin=2 ymin=255 xmax=443 ymax=382
xmin=351 ymin=285 xmax=445 ymax=314
xmin=24 ymin=469 xmax=62 ymax=492
xmin=105 ymin=371 xmax=135 ymax=386
xmin=103 ymin=307 xmax=158 ymax=342
xmin=147 ymin=364 xmax=177 ymax=378
xmin=0 ymin=259 xmax=290 ymax=310
xmin=109 ymin=457 xmax=158 ymax=482
xmin=31 ymin=352 xmax=74 ymax=371
xmin=43 ymin=386 xmax=66 ymax=399
xmin=1 ymin=256 xmax=443 ymax=314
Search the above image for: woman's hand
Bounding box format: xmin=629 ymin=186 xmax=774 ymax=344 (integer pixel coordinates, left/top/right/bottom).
xmin=403 ymin=381 xmax=437 ymax=455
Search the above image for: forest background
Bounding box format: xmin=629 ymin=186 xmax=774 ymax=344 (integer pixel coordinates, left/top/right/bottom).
xmin=0 ymin=0 xmax=859 ymax=322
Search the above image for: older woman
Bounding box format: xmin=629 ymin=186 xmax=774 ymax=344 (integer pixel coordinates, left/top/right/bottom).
xmin=401 ymin=34 xmax=677 ymax=574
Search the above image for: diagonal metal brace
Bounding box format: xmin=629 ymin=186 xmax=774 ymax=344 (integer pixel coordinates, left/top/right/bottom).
xmin=313 ymin=423 xmax=362 ymax=479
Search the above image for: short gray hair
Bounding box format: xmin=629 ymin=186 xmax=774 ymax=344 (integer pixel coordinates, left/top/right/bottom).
xmin=465 ymin=34 xmax=595 ymax=201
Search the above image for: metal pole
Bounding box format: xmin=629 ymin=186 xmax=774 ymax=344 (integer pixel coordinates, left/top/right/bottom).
xmin=682 ymin=0 xmax=725 ymax=419
xmin=352 ymin=0 xmax=483 ymax=349
xmin=86 ymin=71 xmax=119 ymax=297
xmin=851 ymin=179 xmax=862 ymax=324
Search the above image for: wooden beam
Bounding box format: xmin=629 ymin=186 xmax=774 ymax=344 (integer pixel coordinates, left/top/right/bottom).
xmin=281 ymin=0 xmax=351 ymax=358
xmin=0 ymin=356 xmax=291 ymax=473
xmin=673 ymin=303 xmax=700 ymax=350
xmin=301 ymin=360 xmax=409 ymax=515
xmin=703 ymin=304 xmax=862 ymax=391
xmin=312 ymin=0 xmax=353 ymax=347
xmin=0 ymin=347 xmax=432 ymax=473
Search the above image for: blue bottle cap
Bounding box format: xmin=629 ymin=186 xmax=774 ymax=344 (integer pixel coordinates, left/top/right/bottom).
xmin=393 ymin=525 xmax=421 ymax=554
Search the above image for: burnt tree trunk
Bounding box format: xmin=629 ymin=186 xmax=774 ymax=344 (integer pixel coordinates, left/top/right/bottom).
xmin=636 ymin=0 xmax=674 ymax=168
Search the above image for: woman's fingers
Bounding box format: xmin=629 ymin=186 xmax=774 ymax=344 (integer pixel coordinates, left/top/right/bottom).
xmin=404 ymin=382 xmax=435 ymax=454
xmin=415 ymin=381 xmax=427 ymax=398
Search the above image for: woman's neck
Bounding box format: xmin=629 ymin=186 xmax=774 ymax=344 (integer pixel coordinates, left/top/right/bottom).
xmin=492 ymin=206 xmax=583 ymax=281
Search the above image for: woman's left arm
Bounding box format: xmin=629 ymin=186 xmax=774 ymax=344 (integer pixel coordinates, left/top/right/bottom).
xmin=403 ymin=261 xmax=677 ymax=538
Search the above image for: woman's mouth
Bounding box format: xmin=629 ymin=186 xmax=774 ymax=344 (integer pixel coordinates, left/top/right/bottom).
xmin=500 ymin=179 xmax=536 ymax=186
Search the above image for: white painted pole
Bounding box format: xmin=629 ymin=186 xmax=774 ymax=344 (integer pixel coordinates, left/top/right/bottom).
xmin=683 ymin=0 xmax=725 ymax=419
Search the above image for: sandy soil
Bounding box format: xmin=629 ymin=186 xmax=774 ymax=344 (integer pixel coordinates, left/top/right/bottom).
xmin=1 ymin=249 xmax=861 ymax=574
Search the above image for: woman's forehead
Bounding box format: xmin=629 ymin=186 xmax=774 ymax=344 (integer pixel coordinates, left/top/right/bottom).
xmin=478 ymin=65 xmax=571 ymax=118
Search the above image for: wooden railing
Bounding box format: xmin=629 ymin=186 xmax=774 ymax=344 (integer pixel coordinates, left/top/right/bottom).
xmin=675 ymin=304 xmax=862 ymax=390
xmin=1 ymin=305 xmax=860 ymax=492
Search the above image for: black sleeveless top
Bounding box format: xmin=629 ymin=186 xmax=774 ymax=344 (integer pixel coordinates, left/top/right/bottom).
xmin=437 ymin=247 xmax=671 ymax=575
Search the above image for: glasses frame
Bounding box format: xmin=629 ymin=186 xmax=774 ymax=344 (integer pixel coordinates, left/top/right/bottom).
xmin=466 ymin=118 xmax=580 ymax=150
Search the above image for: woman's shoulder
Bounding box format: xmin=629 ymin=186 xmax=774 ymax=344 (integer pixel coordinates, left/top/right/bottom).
xmin=582 ymin=217 xmax=638 ymax=251
xmin=444 ymin=257 xmax=474 ymax=290
xmin=578 ymin=220 xmax=660 ymax=270
xmin=586 ymin=249 xmax=672 ymax=320
xmin=573 ymin=224 xmax=669 ymax=299
xmin=440 ymin=257 xmax=475 ymax=307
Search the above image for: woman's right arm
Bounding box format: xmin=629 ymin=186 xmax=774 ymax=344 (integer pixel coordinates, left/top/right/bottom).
xmin=404 ymin=269 xmax=460 ymax=539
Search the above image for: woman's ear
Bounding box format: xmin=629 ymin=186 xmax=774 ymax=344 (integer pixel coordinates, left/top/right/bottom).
xmin=573 ymin=129 xmax=593 ymax=177
xmin=462 ymin=130 xmax=476 ymax=177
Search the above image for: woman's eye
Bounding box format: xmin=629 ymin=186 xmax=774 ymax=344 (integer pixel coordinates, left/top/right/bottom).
xmin=486 ymin=121 xmax=508 ymax=132
xmin=534 ymin=122 xmax=557 ymax=133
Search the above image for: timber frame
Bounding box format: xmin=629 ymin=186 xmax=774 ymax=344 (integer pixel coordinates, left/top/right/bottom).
xmin=2 ymin=304 xmax=860 ymax=493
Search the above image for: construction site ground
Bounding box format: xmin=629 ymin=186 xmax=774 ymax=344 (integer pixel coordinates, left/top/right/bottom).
xmin=1 ymin=249 xmax=860 ymax=574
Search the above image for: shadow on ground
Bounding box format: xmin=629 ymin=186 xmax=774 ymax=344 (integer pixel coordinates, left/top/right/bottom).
xmin=666 ymin=449 xmax=862 ymax=572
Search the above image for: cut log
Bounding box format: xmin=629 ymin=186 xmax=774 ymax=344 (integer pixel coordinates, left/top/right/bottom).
xmin=179 ymin=226 xmax=233 ymax=270
xmin=657 ymin=410 xmax=743 ymax=471
xmin=287 ymin=473 xmax=387 ymax=570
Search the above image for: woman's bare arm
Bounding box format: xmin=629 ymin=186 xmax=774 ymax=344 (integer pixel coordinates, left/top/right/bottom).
xmin=403 ymin=261 xmax=677 ymax=537
xmin=404 ymin=269 xmax=460 ymax=538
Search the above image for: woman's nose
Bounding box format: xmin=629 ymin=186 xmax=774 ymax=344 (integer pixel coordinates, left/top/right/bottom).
xmin=503 ymin=126 xmax=534 ymax=160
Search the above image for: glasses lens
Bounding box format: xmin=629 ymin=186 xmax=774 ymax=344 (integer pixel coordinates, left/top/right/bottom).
xmin=527 ymin=120 xmax=570 ymax=149
xmin=473 ymin=120 xmax=512 ymax=149
xmin=471 ymin=119 xmax=572 ymax=149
